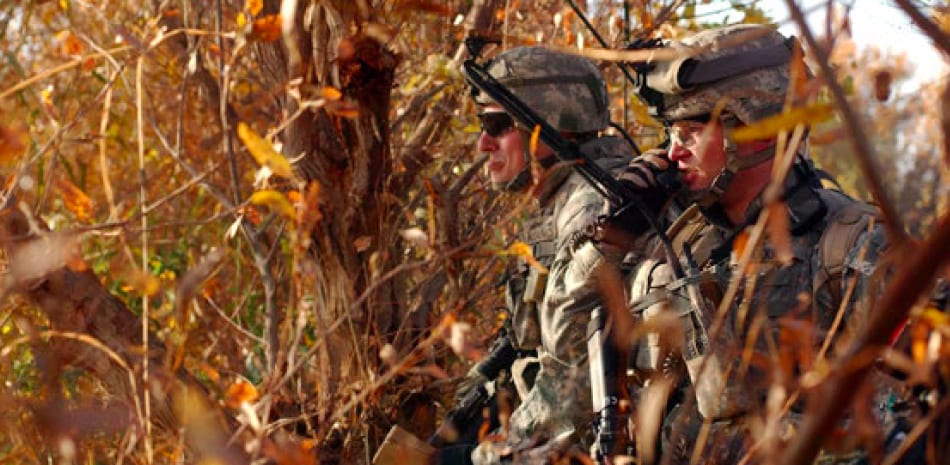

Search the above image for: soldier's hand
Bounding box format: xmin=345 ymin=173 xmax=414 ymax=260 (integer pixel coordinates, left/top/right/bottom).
xmin=601 ymin=149 xmax=682 ymax=241
xmin=454 ymin=365 xmax=490 ymax=403
xmin=618 ymin=149 xmax=680 ymax=193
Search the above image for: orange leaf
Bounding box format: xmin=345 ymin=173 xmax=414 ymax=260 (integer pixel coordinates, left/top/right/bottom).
xmin=298 ymin=181 xmax=322 ymax=232
xmin=321 ymin=86 xmax=343 ymax=101
xmin=0 ymin=124 xmax=29 ymax=162
xmin=55 ymin=30 xmax=84 ymax=56
xmin=55 ymin=177 xmax=94 ymax=222
xmin=251 ymin=14 xmax=282 ymax=42
xmin=326 ymin=100 xmax=360 ymax=118
xmin=225 ymin=379 xmax=259 ymax=408
xmin=732 ymin=228 xmax=751 ymax=259
xmin=245 ymin=0 xmax=263 ymax=16
xmin=528 ymin=124 xmax=541 ymax=158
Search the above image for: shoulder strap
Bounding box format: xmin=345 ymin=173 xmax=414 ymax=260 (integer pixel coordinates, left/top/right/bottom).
xmin=814 ymin=193 xmax=880 ymax=305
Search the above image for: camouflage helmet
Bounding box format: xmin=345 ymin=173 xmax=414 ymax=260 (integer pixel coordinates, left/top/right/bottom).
xmin=640 ymin=24 xmax=794 ymax=124
xmin=475 ymin=46 xmax=609 ymax=133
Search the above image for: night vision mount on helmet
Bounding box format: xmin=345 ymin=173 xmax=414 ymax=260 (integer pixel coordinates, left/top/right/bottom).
xmin=629 ymin=24 xmax=804 ymax=207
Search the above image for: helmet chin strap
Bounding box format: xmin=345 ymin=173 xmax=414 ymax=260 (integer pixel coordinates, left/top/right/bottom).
xmin=496 ymin=129 xmax=559 ymax=193
xmin=690 ymin=117 xmax=775 ymax=208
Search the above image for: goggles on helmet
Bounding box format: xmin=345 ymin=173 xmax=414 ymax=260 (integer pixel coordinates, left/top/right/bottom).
xmin=478 ymin=111 xmax=517 ymax=138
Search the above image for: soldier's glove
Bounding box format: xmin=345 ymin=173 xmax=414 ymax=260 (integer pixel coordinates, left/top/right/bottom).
xmin=454 ymin=334 xmax=519 ymax=402
xmin=600 ymin=149 xmax=682 ymax=242
xmin=454 ymin=364 xmax=491 ymax=404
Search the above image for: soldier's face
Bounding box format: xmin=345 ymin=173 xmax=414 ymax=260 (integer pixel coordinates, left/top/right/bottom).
xmin=477 ymin=105 xmax=526 ymax=185
xmin=668 ymin=120 xmax=726 ymax=191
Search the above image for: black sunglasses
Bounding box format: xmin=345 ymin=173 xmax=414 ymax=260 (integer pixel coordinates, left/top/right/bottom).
xmin=477 ymin=112 xmax=516 ymax=137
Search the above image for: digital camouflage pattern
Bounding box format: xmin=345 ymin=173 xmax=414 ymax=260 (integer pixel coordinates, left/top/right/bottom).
xmin=643 ymin=24 xmax=791 ymax=124
xmin=627 ymin=167 xmax=912 ymax=464
xmin=472 ymin=136 xmax=632 ymax=465
xmin=476 ymin=46 xmax=610 ymax=134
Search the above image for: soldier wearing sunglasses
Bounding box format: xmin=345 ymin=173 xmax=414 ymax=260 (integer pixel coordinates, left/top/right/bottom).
xmin=437 ymin=46 xmax=670 ymax=465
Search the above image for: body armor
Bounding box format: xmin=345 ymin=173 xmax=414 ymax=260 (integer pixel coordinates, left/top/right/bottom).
xmin=626 ymin=169 xmax=910 ymax=464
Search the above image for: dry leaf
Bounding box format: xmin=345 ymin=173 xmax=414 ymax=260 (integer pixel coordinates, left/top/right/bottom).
xmin=0 ymin=124 xmax=29 ymax=162
xmin=448 ymin=321 xmax=473 ymax=357
xmin=321 ymin=86 xmax=342 ymax=101
xmin=236 ymin=122 xmax=295 ymax=178
xmin=528 ymin=124 xmax=541 ymax=158
xmin=251 ymin=14 xmax=282 ymax=42
xmin=245 ymin=0 xmax=263 ymax=16
xmin=766 ymin=202 xmax=793 ymax=265
xmin=353 ymin=236 xmax=372 ymax=252
xmin=249 ymin=190 xmax=295 ymax=220
xmin=731 ymin=103 xmax=834 ymax=142
xmin=505 ymin=240 xmax=548 ymax=274
xmin=225 ymin=379 xmax=259 ymax=408
xmin=732 ymin=228 xmax=751 ymax=260
xmin=298 ymin=181 xmax=322 ymax=233
xmin=55 ymin=177 xmax=94 ymax=222
xmin=326 ymin=100 xmax=360 ymax=118
xmin=379 ymin=343 xmax=397 ymax=365
xmin=55 ymin=30 xmax=83 ymax=56
xmin=399 ymin=228 xmax=429 ymax=249
xmin=126 ymin=267 xmax=160 ymax=297
xmin=873 ymin=70 xmax=892 ymax=102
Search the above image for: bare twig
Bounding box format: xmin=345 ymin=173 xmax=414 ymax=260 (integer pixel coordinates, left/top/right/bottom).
xmin=783 ymin=0 xmax=908 ymax=245
xmin=892 ymin=0 xmax=950 ymax=58
xmin=779 ymin=211 xmax=950 ymax=465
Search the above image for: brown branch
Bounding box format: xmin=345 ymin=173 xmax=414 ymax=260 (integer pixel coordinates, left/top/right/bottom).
xmin=892 ymin=0 xmax=950 ymax=58
xmin=779 ymin=211 xmax=950 ymax=465
xmin=783 ymin=0 xmax=909 ymax=245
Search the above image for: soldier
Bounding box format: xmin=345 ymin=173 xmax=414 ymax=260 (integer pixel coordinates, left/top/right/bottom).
xmin=609 ymin=24 xmax=926 ymax=464
xmin=445 ymin=46 xmax=638 ymax=465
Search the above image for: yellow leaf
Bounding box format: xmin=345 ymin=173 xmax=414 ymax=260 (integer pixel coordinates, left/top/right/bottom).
xmin=236 ymin=12 xmax=247 ymax=27
xmin=236 ymin=122 xmax=294 ymax=178
xmin=249 ymin=190 xmax=295 ymax=220
xmin=528 ymin=124 xmax=541 ymax=158
xmin=55 ymin=177 xmax=94 ymax=223
xmin=127 ymin=268 xmax=160 ymax=297
xmin=920 ymin=307 xmax=949 ymax=328
xmin=731 ymin=103 xmax=834 ymax=142
xmin=251 ymin=14 xmax=282 ymax=42
xmin=321 ymin=86 xmax=342 ymax=101
xmin=225 ymin=379 xmax=259 ymax=408
xmin=505 ymin=240 xmax=548 ymax=274
xmin=245 ymin=0 xmax=263 ymax=16
xmin=40 ymin=85 xmax=55 ymax=115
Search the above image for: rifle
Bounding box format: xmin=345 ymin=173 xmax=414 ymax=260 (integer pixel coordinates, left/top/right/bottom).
xmin=373 ymin=332 xmax=526 ymax=465
xmin=587 ymin=306 xmax=628 ymax=461
xmin=462 ymin=37 xmax=692 ymax=464
xmin=431 ymin=332 xmax=524 ymax=446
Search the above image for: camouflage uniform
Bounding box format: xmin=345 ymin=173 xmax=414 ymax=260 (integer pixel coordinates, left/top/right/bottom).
xmin=622 ymin=25 xmax=917 ymax=464
xmin=472 ymin=136 xmax=631 ymax=465
xmin=464 ymin=46 xmax=635 ymax=465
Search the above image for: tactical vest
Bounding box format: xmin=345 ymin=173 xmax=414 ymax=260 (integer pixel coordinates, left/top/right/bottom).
xmin=629 ymin=182 xmax=882 ymax=420
xmin=506 ymin=207 xmax=558 ymax=350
